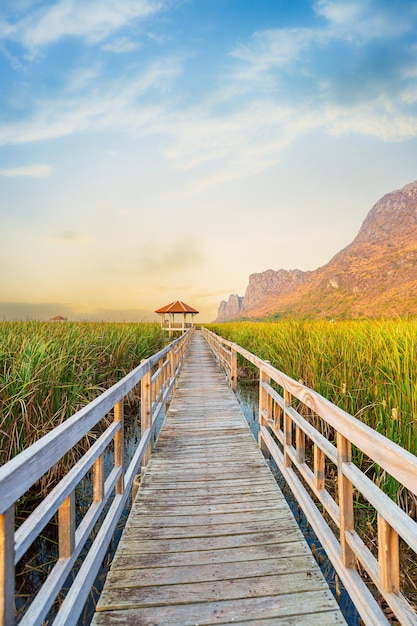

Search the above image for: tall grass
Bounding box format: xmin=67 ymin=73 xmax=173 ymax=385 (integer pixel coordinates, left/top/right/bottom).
xmin=0 ymin=321 xmax=164 ymax=465
xmin=206 ymin=319 xmax=417 ymax=458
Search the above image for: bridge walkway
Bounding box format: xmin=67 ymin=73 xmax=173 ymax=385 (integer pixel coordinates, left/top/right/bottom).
xmin=92 ymin=332 xmax=345 ymax=625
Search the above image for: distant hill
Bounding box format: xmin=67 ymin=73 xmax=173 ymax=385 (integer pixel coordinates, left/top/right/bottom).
xmin=215 ymin=180 xmax=417 ymax=321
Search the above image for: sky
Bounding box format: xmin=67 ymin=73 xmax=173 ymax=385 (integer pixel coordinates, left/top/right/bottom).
xmin=1 ymin=0 xmax=417 ymax=323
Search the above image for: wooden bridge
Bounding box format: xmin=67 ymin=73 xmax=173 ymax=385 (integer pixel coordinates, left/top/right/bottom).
xmin=93 ymin=332 xmax=344 ymax=625
xmin=1 ymin=328 xmax=417 ymax=625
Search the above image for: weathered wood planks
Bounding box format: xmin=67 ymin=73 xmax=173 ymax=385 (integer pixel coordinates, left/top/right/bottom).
xmin=93 ymin=332 xmax=346 ymax=625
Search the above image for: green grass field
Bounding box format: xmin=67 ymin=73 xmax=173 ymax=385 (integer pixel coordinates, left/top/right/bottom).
xmin=206 ymin=319 xmax=417 ymax=456
xmin=0 ymin=321 xmax=164 ymax=465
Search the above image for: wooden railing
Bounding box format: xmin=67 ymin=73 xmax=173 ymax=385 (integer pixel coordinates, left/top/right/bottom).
xmin=202 ymin=327 xmax=417 ymax=626
xmin=0 ymin=329 xmax=192 ymax=626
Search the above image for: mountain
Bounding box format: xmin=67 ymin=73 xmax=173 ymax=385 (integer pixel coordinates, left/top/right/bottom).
xmin=215 ymin=180 xmax=417 ymax=321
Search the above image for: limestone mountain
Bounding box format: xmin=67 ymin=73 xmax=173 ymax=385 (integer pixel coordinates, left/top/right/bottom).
xmin=215 ymin=180 xmax=417 ymax=321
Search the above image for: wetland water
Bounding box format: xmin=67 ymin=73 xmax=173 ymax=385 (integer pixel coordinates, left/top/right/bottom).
xmin=17 ymin=382 xmax=360 ymax=625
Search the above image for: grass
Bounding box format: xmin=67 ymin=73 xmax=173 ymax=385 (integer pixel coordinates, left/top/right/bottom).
xmin=206 ymin=319 xmax=417 ymax=502
xmin=0 ymin=321 xmax=164 ymax=466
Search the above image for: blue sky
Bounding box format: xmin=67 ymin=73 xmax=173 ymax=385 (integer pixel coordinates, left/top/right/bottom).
xmin=1 ymin=0 xmax=417 ymax=322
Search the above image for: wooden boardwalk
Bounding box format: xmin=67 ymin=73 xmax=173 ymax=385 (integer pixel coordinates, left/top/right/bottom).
xmin=93 ymin=332 xmax=346 ymax=625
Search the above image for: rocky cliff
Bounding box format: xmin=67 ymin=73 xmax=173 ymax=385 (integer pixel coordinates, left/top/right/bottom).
xmin=215 ymin=180 xmax=417 ymax=321
xmin=216 ymin=294 xmax=244 ymax=322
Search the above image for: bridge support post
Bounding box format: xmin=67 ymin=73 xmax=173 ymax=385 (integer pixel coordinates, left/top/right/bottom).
xmin=231 ymin=346 xmax=237 ymax=390
xmin=141 ymin=367 xmax=152 ymax=468
xmin=114 ymin=400 xmax=124 ymax=494
xmin=0 ymin=505 xmax=15 ymax=626
xmin=59 ymin=492 xmax=75 ymax=559
xmin=337 ymin=432 xmax=355 ymax=568
xmin=283 ymin=389 xmax=293 ymax=468
xmin=258 ymin=367 xmax=271 ymax=458
xmin=378 ymin=514 xmax=400 ymax=593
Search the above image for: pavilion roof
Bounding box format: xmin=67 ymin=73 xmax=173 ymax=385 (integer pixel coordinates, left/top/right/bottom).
xmin=154 ymin=300 xmax=199 ymax=314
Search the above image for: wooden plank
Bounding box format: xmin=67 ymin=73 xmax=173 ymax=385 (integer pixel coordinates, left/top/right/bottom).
xmin=93 ymin=590 xmax=341 ymax=625
xmin=135 ymin=481 xmax=276 ymax=499
xmin=135 ymin=491 xmax=278 ymax=505
xmin=114 ymin=530 xmax=302 ymax=555
xmin=122 ymin=518 xmax=300 ymax=540
xmin=97 ymin=571 xmax=329 ymax=609
xmin=127 ymin=504 xmax=294 ymax=522
xmin=111 ymin=540 xmax=312 ymax=569
xmin=105 ymin=554 xmax=321 ymax=587
xmin=129 ymin=499 xmax=289 ymax=516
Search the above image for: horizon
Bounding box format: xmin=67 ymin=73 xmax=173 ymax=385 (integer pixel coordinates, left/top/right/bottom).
xmin=1 ymin=0 xmax=417 ymax=322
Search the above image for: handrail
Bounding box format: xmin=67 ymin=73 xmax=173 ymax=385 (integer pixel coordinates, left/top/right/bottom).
xmin=0 ymin=328 xmax=193 ymax=626
xmin=202 ymin=326 xmax=417 ymax=626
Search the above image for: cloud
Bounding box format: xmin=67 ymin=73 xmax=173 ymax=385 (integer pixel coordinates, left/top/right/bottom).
xmin=48 ymin=230 xmax=90 ymax=243
xmin=102 ymin=36 xmax=141 ymax=53
xmin=0 ymin=163 xmax=52 ymax=177
xmin=137 ymin=237 xmax=206 ymax=274
xmin=0 ymin=57 xmax=181 ymax=146
xmin=231 ymin=27 xmax=323 ymax=73
xmin=0 ymin=0 xmax=416 ymax=196
xmin=162 ymin=100 xmax=320 ymax=191
xmin=314 ymin=0 xmax=417 ymax=42
xmin=2 ymin=0 xmax=166 ymax=50
xmin=220 ymin=0 xmax=417 ymax=152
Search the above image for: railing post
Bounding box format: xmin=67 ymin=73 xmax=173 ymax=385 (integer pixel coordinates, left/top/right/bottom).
xmin=313 ymin=444 xmax=325 ymax=490
xmin=283 ymin=389 xmax=292 ymax=468
xmin=296 ymin=424 xmax=305 ymax=464
xmin=93 ymin=454 xmax=104 ymax=502
xmin=114 ymin=400 xmax=124 ymax=494
xmin=157 ymin=357 xmax=163 ymax=400
xmin=141 ymin=365 xmax=152 ymax=468
xmin=378 ymin=514 xmax=400 ymax=592
xmin=59 ymin=492 xmax=75 ymax=559
xmin=231 ymin=346 xmax=237 ymax=390
xmin=337 ymin=432 xmax=355 ymax=568
xmin=169 ymin=347 xmax=177 ymax=392
xmin=258 ymin=367 xmax=270 ymax=458
xmin=0 ymin=506 xmax=14 ymax=626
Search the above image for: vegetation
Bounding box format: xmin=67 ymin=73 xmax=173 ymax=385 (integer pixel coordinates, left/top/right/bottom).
xmin=0 ymin=321 xmax=164 ymax=465
xmin=206 ymin=318 xmax=417 ymax=507
xmin=207 ymin=318 xmax=417 ymax=455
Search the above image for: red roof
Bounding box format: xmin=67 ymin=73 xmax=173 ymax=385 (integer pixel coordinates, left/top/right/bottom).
xmin=155 ymin=300 xmax=199 ymax=314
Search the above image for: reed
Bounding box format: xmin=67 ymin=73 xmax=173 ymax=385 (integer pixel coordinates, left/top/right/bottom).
xmin=206 ymin=319 xmax=417 ymax=501
xmin=0 ymin=321 xmax=164 ymax=465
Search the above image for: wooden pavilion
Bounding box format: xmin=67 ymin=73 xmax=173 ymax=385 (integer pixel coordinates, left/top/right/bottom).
xmin=154 ymin=300 xmax=199 ymax=336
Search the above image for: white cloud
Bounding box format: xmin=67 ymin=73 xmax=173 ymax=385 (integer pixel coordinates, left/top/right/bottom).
xmin=324 ymin=102 xmax=417 ymax=141
xmin=137 ymin=237 xmax=206 ymax=274
xmin=314 ymin=0 xmax=417 ymax=42
xmin=0 ymin=58 xmax=182 ymax=146
xmin=102 ymin=36 xmax=141 ymax=53
xmin=0 ymin=163 xmax=52 ymax=177
xmin=162 ymin=100 xmax=327 ymax=195
xmin=2 ymin=0 xmax=166 ymax=49
xmin=231 ymin=27 xmax=323 ymax=71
